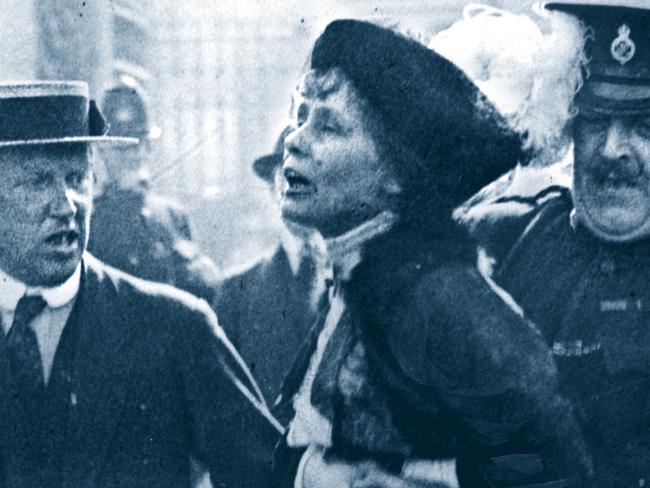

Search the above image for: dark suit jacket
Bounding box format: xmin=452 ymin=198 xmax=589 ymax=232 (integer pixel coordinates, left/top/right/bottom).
xmin=0 ymin=254 xmax=277 ymax=488
xmin=211 ymin=246 xmax=319 ymax=487
xmin=213 ymin=246 xmax=318 ymax=402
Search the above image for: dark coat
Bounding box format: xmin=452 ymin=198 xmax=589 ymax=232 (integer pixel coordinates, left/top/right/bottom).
xmin=213 ymin=245 xmax=318 ymax=403
xmin=0 ymin=254 xmax=277 ymax=488
xmin=88 ymin=186 xmax=220 ymax=300
xmin=212 ymin=246 xmax=320 ymax=487
xmin=274 ymin=227 xmax=591 ymax=488
xmin=486 ymin=192 xmax=650 ymax=487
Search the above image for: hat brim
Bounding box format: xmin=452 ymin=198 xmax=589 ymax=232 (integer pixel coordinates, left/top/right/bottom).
xmin=577 ymin=81 xmax=650 ymax=115
xmin=253 ymin=153 xmax=281 ymax=182
xmin=0 ymin=135 xmax=139 ymax=147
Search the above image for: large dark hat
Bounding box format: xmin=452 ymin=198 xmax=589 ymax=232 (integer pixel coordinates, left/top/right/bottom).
xmin=546 ymin=1 xmax=650 ymax=114
xmin=309 ymin=19 xmax=523 ymax=209
xmin=253 ymin=127 xmax=291 ymax=183
xmin=102 ymin=75 xmax=162 ymax=140
xmin=0 ymin=81 xmax=137 ymax=147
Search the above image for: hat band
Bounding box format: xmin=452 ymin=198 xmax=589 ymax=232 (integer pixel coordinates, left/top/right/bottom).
xmin=577 ymin=80 xmax=650 ymax=114
xmin=0 ymin=95 xmax=89 ymax=142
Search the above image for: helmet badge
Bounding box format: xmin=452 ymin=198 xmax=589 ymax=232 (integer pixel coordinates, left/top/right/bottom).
xmin=610 ymin=24 xmax=636 ymax=65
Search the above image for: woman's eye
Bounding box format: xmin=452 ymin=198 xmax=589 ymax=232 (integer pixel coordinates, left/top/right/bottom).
xmin=296 ymin=105 xmax=308 ymax=127
xmin=321 ymin=119 xmax=341 ymax=134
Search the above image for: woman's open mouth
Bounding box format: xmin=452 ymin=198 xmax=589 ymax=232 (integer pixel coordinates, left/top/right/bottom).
xmin=283 ymin=168 xmax=316 ymax=197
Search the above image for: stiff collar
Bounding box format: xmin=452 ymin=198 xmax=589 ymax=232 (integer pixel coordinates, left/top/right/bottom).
xmin=0 ymin=264 xmax=81 ymax=311
xmin=324 ymin=210 xmax=397 ymax=281
xmin=280 ymin=227 xmax=313 ymax=276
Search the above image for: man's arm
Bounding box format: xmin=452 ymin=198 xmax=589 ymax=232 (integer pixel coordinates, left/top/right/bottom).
xmin=173 ymin=299 xmax=281 ymax=486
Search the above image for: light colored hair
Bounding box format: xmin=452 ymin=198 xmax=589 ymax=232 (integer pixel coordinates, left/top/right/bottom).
xmin=429 ymin=4 xmax=588 ymax=165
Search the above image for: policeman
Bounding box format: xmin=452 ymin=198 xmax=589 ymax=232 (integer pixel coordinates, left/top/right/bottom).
xmin=475 ymin=2 xmax=650 ymax=486
xmin=87 ymin=75 xmax=220 ymax=299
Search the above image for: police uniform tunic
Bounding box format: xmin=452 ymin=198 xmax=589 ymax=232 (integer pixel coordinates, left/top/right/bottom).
xmin=495 ymin=192 xmax=650 ymax=487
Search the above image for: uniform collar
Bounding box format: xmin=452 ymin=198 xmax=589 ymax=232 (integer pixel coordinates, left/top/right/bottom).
xmin=0 ymin=264 xmax=81 ymax=311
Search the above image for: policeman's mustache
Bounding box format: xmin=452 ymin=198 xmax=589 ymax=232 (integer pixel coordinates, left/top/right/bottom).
xmin=587 ymin=155 xmax=644 ymax=187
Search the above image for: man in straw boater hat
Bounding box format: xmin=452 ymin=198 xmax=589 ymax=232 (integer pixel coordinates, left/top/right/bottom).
xmin=0 ymin=81 xmax=279 ymax=487
xmin=269 ymin=18 xmax=591 ymax=488
xmin=467 ymin=1 xmax=650 ymax=486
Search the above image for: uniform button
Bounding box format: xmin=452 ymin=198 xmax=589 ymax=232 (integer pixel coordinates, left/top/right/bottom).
xmin=600 ymin=259 xmax=615 ymax=274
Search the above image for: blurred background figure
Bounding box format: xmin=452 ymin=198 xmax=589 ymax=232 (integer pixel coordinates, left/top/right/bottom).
xmin=210 ymin=127 xmax=325 ymax=486
xmin=213 ymin=127 xmax=324 ymax=402
xmin=87 ymin=75 xmax=221 ymax=300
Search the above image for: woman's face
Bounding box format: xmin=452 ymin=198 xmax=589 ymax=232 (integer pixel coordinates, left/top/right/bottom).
xmin=280 ymin=75 xmax=400 ymax=238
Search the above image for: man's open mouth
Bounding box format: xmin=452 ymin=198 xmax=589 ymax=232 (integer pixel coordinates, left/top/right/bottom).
xmin=45 ymin=230 xmax=80 ymax=249
xmin=283 ymin=168 xmax=316 ymax=196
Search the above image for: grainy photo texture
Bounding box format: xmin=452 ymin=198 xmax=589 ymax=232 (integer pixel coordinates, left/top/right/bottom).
xmin=0 ymin=1 xmax=648 ymax=487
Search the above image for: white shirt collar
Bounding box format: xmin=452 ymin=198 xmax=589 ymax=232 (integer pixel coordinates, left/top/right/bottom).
xmin=280 ymin=227 xmax=309 ymax=276
xmin=0 ymin=264 xmax=81 ymax=311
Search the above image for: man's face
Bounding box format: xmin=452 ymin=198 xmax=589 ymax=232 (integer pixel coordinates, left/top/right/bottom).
xmin=573 ymin=109 xmax=650 ymax=242
xmin=281 ymin=78 xmax=397 ymax=238
xmin=0 ymin=144 xmax=93 ymax=286
xmin=100 ymin=140 xmax=150 ymax=189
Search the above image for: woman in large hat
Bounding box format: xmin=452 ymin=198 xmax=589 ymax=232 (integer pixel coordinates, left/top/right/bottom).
xmin=274 ymin=19 xmax=591 ymax=488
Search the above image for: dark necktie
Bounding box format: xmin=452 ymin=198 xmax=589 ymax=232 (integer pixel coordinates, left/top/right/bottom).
xmin=6 ymin=294 xmax=48 ymax=394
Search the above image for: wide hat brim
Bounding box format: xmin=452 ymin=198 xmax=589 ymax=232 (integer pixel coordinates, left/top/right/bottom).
xmin=253 ymin=153 xmax=281 ymax=182
xmin=310 ymin=19 xmax=524 ymax=206
xmin=0 ymin=135 xmax=139 ymax=148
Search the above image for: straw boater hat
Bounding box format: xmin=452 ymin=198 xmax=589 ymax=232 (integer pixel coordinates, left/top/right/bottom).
xmin=0 ymin=81 xmax=138 ymax=147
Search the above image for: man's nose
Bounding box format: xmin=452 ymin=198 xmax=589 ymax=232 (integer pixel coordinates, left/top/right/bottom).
xmin=48 ymin=183 xmax=77 ymax=220
xmin=601 ymin=120 xmax=632 ymax=161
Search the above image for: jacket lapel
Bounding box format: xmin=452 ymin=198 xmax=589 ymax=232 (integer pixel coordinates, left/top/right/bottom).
xmin=0 ymin=337 xmax=30 ymax=469
xmin=61 ymin=257 xmax=136 ymax=488
xmin=274 ymin=303 xmax=329 ymax=425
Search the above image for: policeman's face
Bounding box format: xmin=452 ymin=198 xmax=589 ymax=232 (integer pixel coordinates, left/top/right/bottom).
xmin=281 ymin=74 xmax=398 ymax=238
xmin=100 ymin=139 xmax=150 ymax=189
xmin=573 ymin=109 xmax=650 ymax=242
xmin=0 ymin=144 xmax=93 ymax=286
